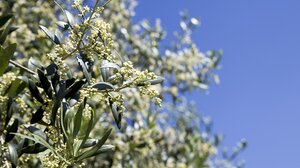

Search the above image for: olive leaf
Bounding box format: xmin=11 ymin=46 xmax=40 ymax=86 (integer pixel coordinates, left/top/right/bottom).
xmin=30 ymin=106 xmax=45 ymax=124
xmin=5 ymin=119 xmax=19 ymax=143
xmin=0 ymin=43 xmax=16 ymax=75
xmin=39 ymin=25 xmax=61 ymax=44
xmin=8 ymin=143 xmax=18 ymax=167
xmin=91 ymin=82 xmax=114 ymax=91
xmin=76 ymin=128 xmax=113 ymax=161
xmin=73 ymin=97 xmax=87 ymax=138
xmin=0 ymin=14 xmax=13 ymax=28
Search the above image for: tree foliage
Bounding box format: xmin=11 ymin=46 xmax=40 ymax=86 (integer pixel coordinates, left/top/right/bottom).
xmin=0 ymin=0 xmax=246 ymax=167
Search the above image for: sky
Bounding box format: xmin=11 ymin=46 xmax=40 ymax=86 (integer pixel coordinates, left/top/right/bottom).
xmin=132 ymin=0 xmax=300 ymax=168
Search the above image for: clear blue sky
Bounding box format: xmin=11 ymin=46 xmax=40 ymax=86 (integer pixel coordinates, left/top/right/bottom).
xmin=133 ymin=0 xmax=300 ymax=168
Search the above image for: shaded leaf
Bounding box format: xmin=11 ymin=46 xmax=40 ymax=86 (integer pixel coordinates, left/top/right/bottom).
xmin=66 ymin=78 xmax=75 ymax=88
xmin=46 ymin=63 xmax=58 ymax=76
xmin=27 ymin=126 xmax=48 ymax=141
xmin=19 ymin=143 xmax=47 ymax=155
xmin=28 ymin=80 xmax=44 ymax=104
xmin=0 ymin=14 xmax=13 ymax=28
xmin=0 ymin=22 xmax=12 ymax=44
xmin=30 ymin=106 xmax=45 ymax=124
xmin=5 ymin=119 xmax=19 ymax=142
xmin=5 ymin=97 xmax=13 ymax=127
xmin=64 ymin=80 xmax=85 ymax=99
xmin=37 ymin=69 xmax=53 ymax=99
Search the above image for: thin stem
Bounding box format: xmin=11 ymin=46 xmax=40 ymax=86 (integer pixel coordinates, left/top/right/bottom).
xmin=9 ymin=60 xmax=37 ymax=75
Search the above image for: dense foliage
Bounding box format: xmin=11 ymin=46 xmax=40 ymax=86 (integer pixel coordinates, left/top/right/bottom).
xmin=0 ymin=0 xmax=246 ymax=167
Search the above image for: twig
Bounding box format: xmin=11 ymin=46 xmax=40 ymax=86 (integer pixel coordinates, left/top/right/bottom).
xmin=9 ymin=60 xmax=37 ymax=75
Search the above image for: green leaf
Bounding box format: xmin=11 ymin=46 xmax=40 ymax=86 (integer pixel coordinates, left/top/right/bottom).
xmin=0 ymin=43 xmax=16 ymax=75
xmin=88 ymin=145 xmax=114 ymax=157
xmin=63 ymin=107 xmax=75 ymax=136
xmin=8 ymin=143 xmax=18 ymax=167
xmin=137 ymin=76 xmax=164 ymax=86
xmin=0 ymin=21 xmax=13 ymax=44
xmin=79 ymin=109 xmax=94 ymax=150
xmin=76 ymin=128 xmax=113 ymax=161
xmin=0 ymin=14 xmax=13 ymax=28
xmin=12 ymin=133 xmax=68 ymax=163
xmin=6 ymin=78 xmax=26 ymax=97
xmin=61 ymin=99 xmax=69 ymax=138
xmin=73 ymin=97 xmax=87 ymax=138
xmin=91 ymin=82 xmax=114 ymax=91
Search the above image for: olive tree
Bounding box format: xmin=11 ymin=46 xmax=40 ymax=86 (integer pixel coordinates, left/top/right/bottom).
xmin=0 ymin=0 xmax=246 ymax=167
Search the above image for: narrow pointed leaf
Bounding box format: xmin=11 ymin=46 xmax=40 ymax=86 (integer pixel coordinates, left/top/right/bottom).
xmin=64 ymin=80 xmax=85 ymax=99
xmin=110 ymin=102 xmax=122 ymax=129
xmin=28 ymin=80 xmax=44 ymax=104
xmin=76 ymin=128 xmax=113 ymax=161
xmin=39 ymin=25 xmax=55 ymax=42
xmin=0 ymin=14 xmax=13 ymax=28
xmin=77 ymin=56 xmax=91 ymax=83
xmin=79 ymin=109 xmax=94 ymax=149
xmin=8 ymin=143 xmax=18 ymax=167
xmin=56 ymin=21 xmax=69 ymax=30
xmin=5 ymin=119 xmax=19 ymax=142
xmin=73 ymin=97 xmax=87 ymax=138
xmin=37 ymin=69 xmax=53 ymax=99
xmin=91 ymin=82 xmax=114 ymax=91
xmin=65 ymin=10 xmax=76 ymax=27
xmin=30 ymin=106 xmax=45 ymax=124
